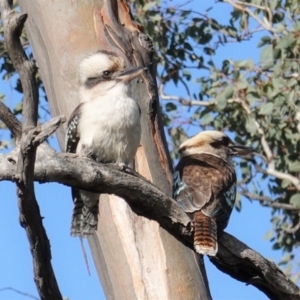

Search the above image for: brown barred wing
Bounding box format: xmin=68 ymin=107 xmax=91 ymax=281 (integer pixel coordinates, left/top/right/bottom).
xmin=173 ymin=155 xmax=217 ymax=255
xmin=174 ymin=155 xmax=215 ymax=213
xmin=173 ymin=153 xmax=236 ymax=256
xmin=199 ymin=154 xmax=236 ymax=231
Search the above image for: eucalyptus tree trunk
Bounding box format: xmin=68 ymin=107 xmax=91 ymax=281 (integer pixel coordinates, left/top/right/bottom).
xmin=19 ymin=1 xmax=211 ymax=299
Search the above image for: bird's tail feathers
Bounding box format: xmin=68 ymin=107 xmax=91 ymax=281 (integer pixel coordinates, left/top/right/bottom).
xmin=80 ymin=203 xmax=99 ymax=236
xmin=70 ymin=188 xmax=99 ymax=237
xmin=193 ymin=211 xmax=218 ymax=256
xmin=70 ymin=189 xmax=84 ymax=237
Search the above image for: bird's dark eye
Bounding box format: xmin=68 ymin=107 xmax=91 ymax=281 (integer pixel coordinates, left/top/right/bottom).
xmin=103 ymin=70 xmax=112 ymax=77
xmin=221 ymin=136 xmax=229 ymax=146
xmin=211 ymin=136 xmax=230 ymax=148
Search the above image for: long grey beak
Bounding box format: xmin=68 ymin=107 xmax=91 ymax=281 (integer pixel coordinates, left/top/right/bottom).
xmin=230 ymin=144 xmax=257 ymax=157
xmin=117 ymin=66 xmax=146 ymax=83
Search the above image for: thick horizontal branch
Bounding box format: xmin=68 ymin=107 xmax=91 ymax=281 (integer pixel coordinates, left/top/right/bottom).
xmin=0 ymin=144 xmax=299 ymax=299
xmin=3 ymin=145 xmax=191 ymax=236
xmin=213 ymin=233 xmax=300 ymax=300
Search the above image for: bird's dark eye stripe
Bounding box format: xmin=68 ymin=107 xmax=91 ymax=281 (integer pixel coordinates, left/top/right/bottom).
xmin=210 ymin=140 xmax=224 ymax=148
xmin=210 ymin=137 xmax=230 ymax=148
xmin=85 ymin=71 xmax=113 ymax=88
xmin=85 ymin=77 xmax=102 ymax=88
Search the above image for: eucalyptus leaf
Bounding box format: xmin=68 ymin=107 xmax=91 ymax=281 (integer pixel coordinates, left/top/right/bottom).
xmin=289 ymin=161 xmax=300 ymax=172
xmin=258 ymin=103 xmax=274 ymax=115
xmin=260 ymin=45 xmax=273 ymax=63
xmin=290 ymin=194 xmax=300 ymax=207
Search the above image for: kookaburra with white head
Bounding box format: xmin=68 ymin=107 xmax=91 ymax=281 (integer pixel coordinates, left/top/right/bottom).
xmin=65 ymin=51 xmax=143 ymax=237
xmin=173 ymin=131 xmax=255 ymax=256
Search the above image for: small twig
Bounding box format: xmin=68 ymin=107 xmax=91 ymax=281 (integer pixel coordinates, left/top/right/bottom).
xmin=0 ymin=101 xmax=22 ymax=141
xmin=282 ymin=222 xmax=300 ymax=235
xmin=0 ymin=103 xmax=64 ymax=145
xmin=231 ymin=0 xmax=273 ymax=22
xmin=178 ymin=76 xmax=192 ymax=100
xmin=295 ymin=111 xmax=300 ymax=137
xmin=223 ymin=0 xmax=277 ymax=35
xmin=159 ymin=83 xmax=216 ymax=107
xmin=251 ymin=161 xmax=299 ymax=193
xmin=241 ymin=191 xmax=300 ymax=211
xmin=34 ymin=116 xmax=66 ymax=144
xmin=266 ymin=166 xmax=300 ymax=191
xmin=79 ymin=238 xmax=91 ymax=276
xmin=0 ymin=287 xmax=39 ymax=300
xmin=230 ymin=97 xmax=300 ymax=191
xmin=230 ymin=97 xmax=274 ymax=161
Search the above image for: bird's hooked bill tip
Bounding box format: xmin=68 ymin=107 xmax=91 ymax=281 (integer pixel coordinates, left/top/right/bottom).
xmin=117 ymin=66 xmax=146 ymax=82
xmin=231 ymin=144 xmax=257 ymax=156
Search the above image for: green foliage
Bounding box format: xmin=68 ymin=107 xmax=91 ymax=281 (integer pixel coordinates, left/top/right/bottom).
xmin=132 ymin=0 xmax=300 ymax=282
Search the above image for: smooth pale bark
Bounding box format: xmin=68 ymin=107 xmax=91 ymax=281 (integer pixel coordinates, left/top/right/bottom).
xmin=19 ymin=1 xmax=211 ymax=299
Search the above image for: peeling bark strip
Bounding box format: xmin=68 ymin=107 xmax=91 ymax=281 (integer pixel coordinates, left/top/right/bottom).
xmin=0 ymin=1 xmax=63 ymax=299
xmin=96 ymin=0 xmax=174 ymax=187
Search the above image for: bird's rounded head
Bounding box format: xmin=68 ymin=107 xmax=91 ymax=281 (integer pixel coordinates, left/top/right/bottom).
xmin=79 ymin=51 xmax=126 ymax=86
xmin=179 ymin=130 xmax=255 ymax=159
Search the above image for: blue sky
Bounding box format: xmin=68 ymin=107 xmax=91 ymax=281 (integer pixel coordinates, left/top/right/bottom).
xmin=0 ymin=1 xmax=291 ymax=300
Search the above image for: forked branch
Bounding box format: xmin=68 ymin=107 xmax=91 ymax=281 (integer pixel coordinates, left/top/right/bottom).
xmin=0 ymin=1 xmax=63 ymax=299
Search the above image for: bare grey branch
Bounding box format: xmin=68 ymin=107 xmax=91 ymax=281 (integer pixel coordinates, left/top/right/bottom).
xmin=0 ymin=101 xmax=22 ymax=141
xmin=241 ymin=191 xmax=300 ymax=211
xmin=0 ymin=144 xmax=299 ymax=299
xmin=0 ymin=2 xmax=62 ymax=299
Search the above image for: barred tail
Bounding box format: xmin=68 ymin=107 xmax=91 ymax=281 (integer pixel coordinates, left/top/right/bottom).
xmin=70 ymin=188 xmax=99 ymax=237
xmin=193 ymin=211 xmax=218 ymax=256
xmin=80 ymin=202 xmax=99 ymax=236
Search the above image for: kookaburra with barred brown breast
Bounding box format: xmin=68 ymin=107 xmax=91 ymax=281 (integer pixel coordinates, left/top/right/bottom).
xmin=65 ymin=51 xmax=144 ymax=237
xmin=173 ymin=131 xmax=255 ymax=256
